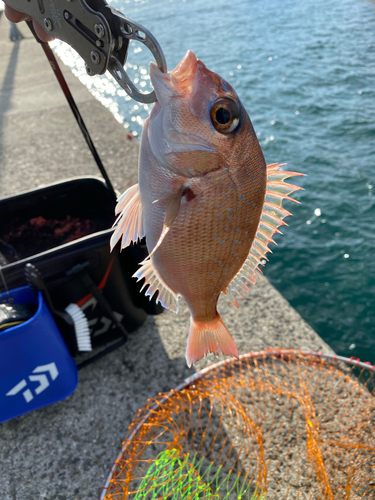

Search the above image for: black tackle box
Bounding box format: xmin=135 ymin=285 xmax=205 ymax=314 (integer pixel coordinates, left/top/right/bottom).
xmin=0 ymin=176 xmax=162 ymax=358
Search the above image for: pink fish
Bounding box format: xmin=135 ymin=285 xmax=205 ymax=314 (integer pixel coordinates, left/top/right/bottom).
xmin=111 ymin=50 xmax=302 ymax=366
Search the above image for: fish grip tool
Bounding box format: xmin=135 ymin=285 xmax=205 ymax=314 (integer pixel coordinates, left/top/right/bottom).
xmin=10 ymin=0 xmax=167 ymax=102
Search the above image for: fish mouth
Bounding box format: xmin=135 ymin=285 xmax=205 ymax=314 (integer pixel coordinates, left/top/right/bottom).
xmin=171 ymin=50 xmax=198 ymax=89
xmin=149 ymin=50 xmax=199 ymax=104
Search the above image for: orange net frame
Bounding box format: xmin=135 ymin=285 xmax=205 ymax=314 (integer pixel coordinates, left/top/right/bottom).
xmin=101 ymin=349 xmax=375 ymax=500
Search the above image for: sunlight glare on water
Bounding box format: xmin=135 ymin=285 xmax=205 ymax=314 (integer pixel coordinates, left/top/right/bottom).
xmin=51 ymin=35 xmax=154 ymax=134
xmin=52 ymin=0 xmax=375 ymax=363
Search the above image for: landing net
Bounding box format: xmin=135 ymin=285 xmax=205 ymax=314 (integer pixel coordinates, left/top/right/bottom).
xmin=101 ymin=349 xmax=375 ymax=500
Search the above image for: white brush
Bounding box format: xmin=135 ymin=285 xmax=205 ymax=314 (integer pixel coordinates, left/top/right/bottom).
xmin=65 ymin=303 xmax=92 ymax=352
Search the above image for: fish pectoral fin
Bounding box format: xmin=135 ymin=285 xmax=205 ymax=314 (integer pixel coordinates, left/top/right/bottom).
xmin=148 ymin=186 xmax=184 ymax=258
xmin=224 ymin=163 xmax=303 ymax=309
xmin=133 ymin=258 xmax=179 ymax=313
xmin=186 ymin=314 xmax=238 ymax=367
xmin=110 ymin=184 xmax=145 ymax=251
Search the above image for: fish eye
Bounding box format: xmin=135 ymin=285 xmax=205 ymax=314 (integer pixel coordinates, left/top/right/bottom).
xmin=210 ymin=97 xmax=241 ymax=134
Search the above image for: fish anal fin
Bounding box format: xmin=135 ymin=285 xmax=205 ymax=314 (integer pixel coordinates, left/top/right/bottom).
xmin=133 ymin=258 xmax=179 ymax=313
xmin=186 ymin=314 xmax=238 ymax=367
xmin=148 ymin=186 xmax=184 ymax=258
xmin=110 ymin=184 xmax=144 ymax=251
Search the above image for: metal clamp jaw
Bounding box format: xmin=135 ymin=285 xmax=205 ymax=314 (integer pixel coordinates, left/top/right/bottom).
xmin=106 ymin=10 xmax=166 ymax=104
xmin=5 ymin=0 xmax=167 ymax=102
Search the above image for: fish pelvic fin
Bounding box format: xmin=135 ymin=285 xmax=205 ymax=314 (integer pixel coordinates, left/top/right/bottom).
xmin=110 ymin=184 xmax=145 ymax=251
xmin=224 ymin=163 xmax=304 ymax=308
xmin=133 ymin=258 xmax=179 ymax=313
xmin=185 ymin=314 xmax=238 ymax=367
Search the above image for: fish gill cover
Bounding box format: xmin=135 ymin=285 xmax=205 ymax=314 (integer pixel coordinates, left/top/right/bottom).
xmin=101 ymin=350 xmax=375 ymax=500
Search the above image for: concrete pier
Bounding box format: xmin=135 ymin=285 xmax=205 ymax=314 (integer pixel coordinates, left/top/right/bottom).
xmin=0 ymin=19 xmax=333 ymax=500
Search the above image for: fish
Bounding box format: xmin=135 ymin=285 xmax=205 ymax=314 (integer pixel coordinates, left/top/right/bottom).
xmin=110 ymin=50 xmax=303 ymax=367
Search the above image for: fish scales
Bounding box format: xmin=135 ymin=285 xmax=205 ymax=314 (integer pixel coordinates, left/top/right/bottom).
xmin=111 ymin=50 xmax=301 ymax=366
xmin=140 ymin=124 xmax=266 ymax=321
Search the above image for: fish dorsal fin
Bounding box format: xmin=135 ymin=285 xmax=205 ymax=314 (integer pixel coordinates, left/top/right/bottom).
xmin=110 ymin=184 xmax=145 ymax=251
xmin=224 ymin=163 xmax=304 ymax=308
xmin=133 ymin=258 xmax=179 ymax=313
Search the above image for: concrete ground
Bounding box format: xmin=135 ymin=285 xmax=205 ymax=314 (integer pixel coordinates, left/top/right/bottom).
xmin=0 ymin=19 xmax=333 ymax=500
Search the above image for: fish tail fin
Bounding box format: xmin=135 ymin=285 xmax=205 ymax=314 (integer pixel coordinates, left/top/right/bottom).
xmin=186 ymin=314 xmax=238 ymax=367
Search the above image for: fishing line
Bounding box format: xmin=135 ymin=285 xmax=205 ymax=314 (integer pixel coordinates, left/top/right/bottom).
xmin=26 ymin=21 xmax=118 ymax=205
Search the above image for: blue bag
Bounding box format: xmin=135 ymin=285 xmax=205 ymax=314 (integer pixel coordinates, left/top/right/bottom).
xmin=0 ymin=286 xmax=78 ymax=423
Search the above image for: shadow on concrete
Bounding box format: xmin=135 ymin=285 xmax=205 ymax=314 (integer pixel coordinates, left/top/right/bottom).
xmin=0 ymin=39 xmax=20 ymax=183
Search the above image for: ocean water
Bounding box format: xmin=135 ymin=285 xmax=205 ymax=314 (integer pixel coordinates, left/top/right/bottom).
xmin=52 ymin=0 xmax=375 ymax=364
